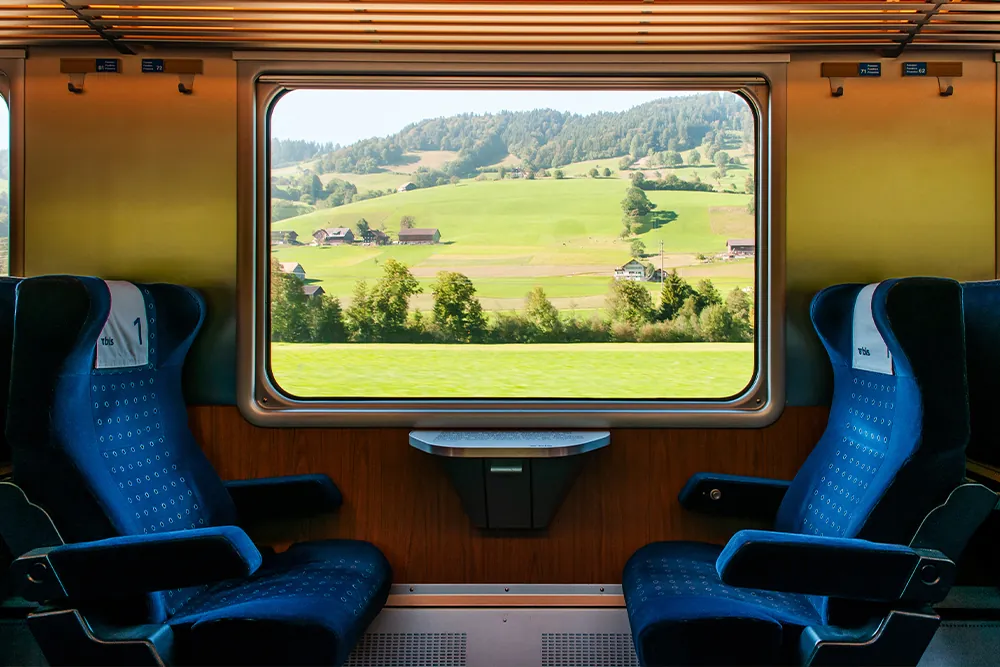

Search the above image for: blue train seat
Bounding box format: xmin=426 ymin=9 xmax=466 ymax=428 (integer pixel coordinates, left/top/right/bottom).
xmin=623 ymin=278 xmax=992 ymax=666
xmin=3 ymin=276 xmax=391 ymax=666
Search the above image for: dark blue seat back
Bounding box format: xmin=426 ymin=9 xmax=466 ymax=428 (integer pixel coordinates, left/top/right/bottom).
xmin=960 ymin=280 xmax=1000 ymax=467
xmin=0 ymin=277 xmax=20 ymax=463
xmin=7 ymin=276 xmax=238 ymax=622
xmin=776 ymin=279 xmax=968 ymax=616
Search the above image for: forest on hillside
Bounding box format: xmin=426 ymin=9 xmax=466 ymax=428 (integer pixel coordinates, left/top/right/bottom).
xmin=271 ymin=93 xmax=753 ymax=177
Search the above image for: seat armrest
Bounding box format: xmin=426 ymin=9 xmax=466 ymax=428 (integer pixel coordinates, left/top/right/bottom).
xmin=717 ymin=529 xmax=954 ymax=604
xmin=679 ymin=473 xmax=791 ymax=520
xmin=11 ymin=526 xmax=261 ymax=603
xmin=225 ymin=474 xmax=343 ymax=522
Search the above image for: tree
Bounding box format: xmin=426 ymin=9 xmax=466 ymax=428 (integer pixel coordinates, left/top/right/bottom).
xmin=602 ymin=167 xmax=612 ymax=178
xmin=368 ymin=259 xmax=422 ymax=339
xmin=713 ymin=150 xmax=731 ymax=176
xmin=725 ymin=287 xmax=752 ymax=331
xmin=607 ymin=279 xmax=654 ymax=327
xmin=400 ymin=215 xmax=415 ymax=230
xmin=746 ymin=198 xmax=756 ymax=215
xmin=744 ymin=172 xmax=755 ymax=195
xmin=498 ymin=166 xmax=508 ymax=180
xmin=664 ymin=151 xmax=683 ymax=168
xmin=588 ymin=167 xmax=600 ymax=178
xmin=711 ymin=170 xmax=722 ymax=187
xmin=620 ymin=186 xmax=656 ymax=218
xmin=356 ymin=218 xmax=371 ymax=237
xmin=618 ymin=156 xmax=633 ymax=170
xmin=629 ymin=171 xmax=646 ymax=186
xmin=450 ymin=175 xmax=461 ymax=185
xmin=630 ymin=239 xmax=647 ymax=258
xmin=305 ymin=293 xmax=346 ymax=342
xmin=657 ymin=269 xmax=695 ymax=321
xmin=525 ymin=287 xmax=562 ymax=340
xmin=431 ymin=271 xmax=487 ymax=342
xmin=553 ymin=169 xmax=565 ymax=180
xmin=346 ymin=281 xmax=375 ymax=342
xmin=700 ymin=304 xmax=737 ymax=342
xmin=689 ymin=149 xmax=701 ymax=166
xmin=270 ymin=259 xmax=309 ymax=342
xmin=694 ymin=278 xmax=723 ymax=313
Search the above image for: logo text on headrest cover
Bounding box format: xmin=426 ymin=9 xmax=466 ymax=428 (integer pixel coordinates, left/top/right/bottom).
xmin=95 ymin=281 xmax=149 ymax=369
xmin=852 ymin=282 xmax=893 ymax=375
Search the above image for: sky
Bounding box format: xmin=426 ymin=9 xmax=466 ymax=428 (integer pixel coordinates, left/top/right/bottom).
xmin=0 ymin=100 xmax=7 ymax=151
xmin=271 ymin=89 xmax=698 ymax=146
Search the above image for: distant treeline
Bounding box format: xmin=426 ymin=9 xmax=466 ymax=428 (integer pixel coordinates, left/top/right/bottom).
xmin=271 ymin=258 xmax=754 ymax=346
xmin=285 ymin=93 xmax=752 ymax=178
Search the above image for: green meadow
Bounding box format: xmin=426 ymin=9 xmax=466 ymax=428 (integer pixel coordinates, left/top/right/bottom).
xmin=271 ymin=342 xmax=755 ymax=399
xmin=272 ymin=173 xmax=755 ymax=312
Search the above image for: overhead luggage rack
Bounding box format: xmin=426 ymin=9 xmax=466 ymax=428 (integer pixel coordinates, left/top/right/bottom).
xmin=4 ymin=2 xmax=1000 ymax=54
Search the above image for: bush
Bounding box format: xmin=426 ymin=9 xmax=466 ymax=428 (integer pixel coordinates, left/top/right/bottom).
xmin=610 ymin=321 xmax=637 ymax=342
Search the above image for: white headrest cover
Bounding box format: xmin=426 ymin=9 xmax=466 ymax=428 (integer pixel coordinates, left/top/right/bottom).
xmin=852 ymin=282 xmax=893 ymax=375
xmin=95 ymin=280 xmax=149 ymax=369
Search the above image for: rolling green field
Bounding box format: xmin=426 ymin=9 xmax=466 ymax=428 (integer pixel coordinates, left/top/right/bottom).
xmin=271 ymin=342 xmax=755 ymax=399
xmin=272 ymin=175 xmax=754 ymax=312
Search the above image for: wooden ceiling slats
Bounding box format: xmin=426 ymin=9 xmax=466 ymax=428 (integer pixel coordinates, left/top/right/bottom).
xmin=0 ymin=1 xmax=994 ymax=52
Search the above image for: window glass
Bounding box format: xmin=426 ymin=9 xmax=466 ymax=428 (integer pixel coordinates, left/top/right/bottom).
xmin=267 ymin=89 xmax=757 ymax=400
xmin=0 ymin=95 xmax=8 ymax=276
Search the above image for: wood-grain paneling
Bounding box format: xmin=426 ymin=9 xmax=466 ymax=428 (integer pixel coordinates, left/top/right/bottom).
xmin=191 ymin=405 xmax=829 ymax=584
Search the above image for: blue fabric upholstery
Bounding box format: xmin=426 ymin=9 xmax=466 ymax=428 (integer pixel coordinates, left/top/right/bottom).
xmin=717 ymin=530 xmax=929 ymax=602
xmin=959 ymin=280 xmax=1000 ymax=467
xmin=6 ymin=276 xmax=391 ymax=665
xmin=226 ymin=474 xmax=343 ymax=521
xmin=0 ymin=277 xmax=20 ymax=464
xmin=624 ymin=278 xmax=969 ymax=665
xmin=20 ymin=527 xmax=261 ymax=602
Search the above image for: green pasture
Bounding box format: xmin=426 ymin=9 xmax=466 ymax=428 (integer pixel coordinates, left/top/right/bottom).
xmin=271 ymin=342 xmax=755 ymax=399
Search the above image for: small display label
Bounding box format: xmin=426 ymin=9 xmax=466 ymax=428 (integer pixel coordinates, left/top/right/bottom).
xmin=141 ymin=59 xmax=165 ymax=73
xmin=95 ymin=59 xmax=118 ymax=73
xmin=903 ymin=62 xmax=928 ymax=77
xmin=858 ymin=62 xmax=881 ymax=77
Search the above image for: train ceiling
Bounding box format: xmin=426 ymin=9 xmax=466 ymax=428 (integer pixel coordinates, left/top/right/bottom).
xmin=1 ymin=1 xmax=1000 ymax=55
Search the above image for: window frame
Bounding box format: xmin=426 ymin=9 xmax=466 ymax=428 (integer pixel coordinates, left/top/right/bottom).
xmin=0 ymin=51 xmax=24 ymax=278
xmin=236 ymin=52 xmax=787 ymax=428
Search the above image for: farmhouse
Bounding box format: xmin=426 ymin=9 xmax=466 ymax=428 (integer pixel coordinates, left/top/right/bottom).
xmin=302 ymin=285 xmax=326 ymax=298
xmin=397 ymin=182 xmax=416 ymax=193
xmin=270 ymin=230 xmax=299 ymax=245
xmin=727 ymin=238 xmax=755 ymax=257
xmin=359 ymin=228 xmax=390 ymax=246
xmin=613 ymin=259 xmax=646 ymax=282
xmin=398 ymin=228 xmax=441 ymax=244
xmin=278 ymin=262 xmax=306 ymax=281
xmin=313 ymin=227 xmax=355 ymax=245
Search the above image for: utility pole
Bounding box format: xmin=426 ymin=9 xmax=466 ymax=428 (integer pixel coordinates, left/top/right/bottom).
xmin=659 ymin=240 xmax=664 ymax=283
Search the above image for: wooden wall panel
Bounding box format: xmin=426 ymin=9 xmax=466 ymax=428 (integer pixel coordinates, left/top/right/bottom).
xmin=191 ymin=405 xmax=829 ymax=584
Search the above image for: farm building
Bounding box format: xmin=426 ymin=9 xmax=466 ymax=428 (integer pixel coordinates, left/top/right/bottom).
xmin=358 ymin=228 xmax=390 ymax=245
xmin=613 ymin=259 xmax=646 ymax=282
xmin=278 ymin=262 xmax=306 ymax=281
xmin=270 ymin=230 xmax=299 ymax=245
xmin=302 ymin=285 xmax=326 ymax=298
xmin=398 ymin=228 xmax=441 ymax=244
xmin=727 ymin=238 xmax=755 ymax=257
xmin=397 ymin=182 xmax=416 ymax=193
xmin=313 ymin=227 xmax=355 ymax=245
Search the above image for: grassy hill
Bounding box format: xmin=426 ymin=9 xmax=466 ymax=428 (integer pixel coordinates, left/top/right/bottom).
xmin=272 ymin=176 xmax=754 ymax=313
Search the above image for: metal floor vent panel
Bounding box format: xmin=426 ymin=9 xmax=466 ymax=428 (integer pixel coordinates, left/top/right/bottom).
xmin=345 ymin=632 xmax=467 ymax=667
xmin=542 ymin=633 xmax=639 ymax=667
xmin=345 ymin=607 xmax=635 ymax=667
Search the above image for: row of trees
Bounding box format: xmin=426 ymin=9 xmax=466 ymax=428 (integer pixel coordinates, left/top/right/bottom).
xmin=271 ymin=258 xmax=753 ymax=345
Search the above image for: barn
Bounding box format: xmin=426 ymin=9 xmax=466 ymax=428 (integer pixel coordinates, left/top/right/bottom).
xmin=398 ymin=228 xmax=441 ymax=244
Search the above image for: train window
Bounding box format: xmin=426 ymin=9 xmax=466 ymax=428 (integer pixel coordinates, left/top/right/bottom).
xmin=0 ymin=95 xmax=8 ymax=276
xmin=239 ymin=56 xmax=786 ymax=426
xmin=0 ymin=53 xmax=22 ymax=278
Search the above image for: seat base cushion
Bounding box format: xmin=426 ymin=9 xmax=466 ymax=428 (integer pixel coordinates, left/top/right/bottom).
xmin=623 ymin=541 xmax=821 ymax=666
xmin=169 ymin=539 xmax=391 ymax=666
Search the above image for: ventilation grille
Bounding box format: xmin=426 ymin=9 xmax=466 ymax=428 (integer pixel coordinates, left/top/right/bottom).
xmin=541 ymin=633 xmax=639 ymax=667
xmin=345 ymin=632 xmax=467 ymax=667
